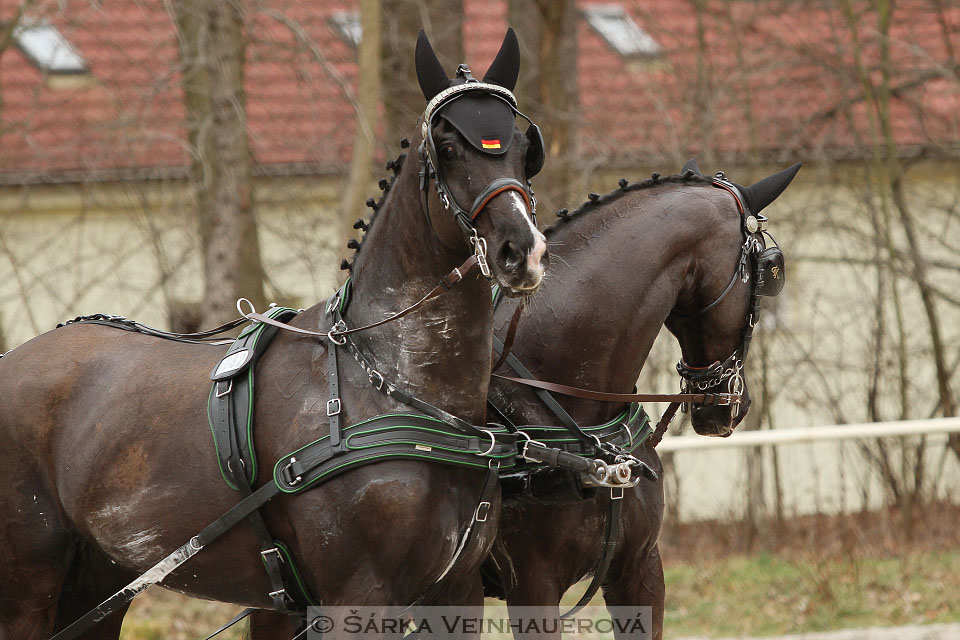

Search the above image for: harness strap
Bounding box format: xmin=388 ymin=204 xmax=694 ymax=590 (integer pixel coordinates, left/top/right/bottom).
xmin=560 ymin=493 xmax=623 ymax=619
xmin=492 ymin=340 xmax=581 ymax=433
xmin=50 ymin=481 xmax=282 ymax=640
xmin=492 ymin=373 xmax=740 ymax=406
xmin=328 ymin=339 xmax=343 ymax=452
xmin=490 ymin=301 xmax=525 ymax=374
xmin=651 ymin=402 xmax=682 ymax=448
xmin=245 ymin=254 xmax=479 ymax=342
xmin=408 ymin=462 xmax=500 ymax=608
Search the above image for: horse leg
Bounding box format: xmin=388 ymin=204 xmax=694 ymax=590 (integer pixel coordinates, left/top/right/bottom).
xmin=0 ymin=482 xmax=75 ymax=640
xmin=52 ymin=538 xmax=138 ymax=640
xmin=248 ymin=610 xmax=301 ymax=640
xmin=500 ymin=555 xmax=564 ymax=640
xmin=601 ymin=544 xmax=665 ymax=640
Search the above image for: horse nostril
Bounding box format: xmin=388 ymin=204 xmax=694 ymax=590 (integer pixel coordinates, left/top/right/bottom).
xmin=498 ymin=241 xmax=525 ymax=272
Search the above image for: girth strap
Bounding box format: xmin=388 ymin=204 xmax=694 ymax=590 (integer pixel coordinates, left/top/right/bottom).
xmin=561 ymin=493 xmax=623 ymax=619
xmin=408 ymin=462 xmax=501 ymax=608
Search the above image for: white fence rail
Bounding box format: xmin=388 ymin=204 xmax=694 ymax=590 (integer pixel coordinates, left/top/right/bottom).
xmin=656 ymin=417 xmax=960 ymax=522
xmin=658 ymin=416 xmax=960 ymax=451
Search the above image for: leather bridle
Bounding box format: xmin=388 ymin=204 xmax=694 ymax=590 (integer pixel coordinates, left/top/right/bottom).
xmin=670 ymin=173 xmax=771 ymax=417
xmin=417 ymin=69 xmax=542 ymax=276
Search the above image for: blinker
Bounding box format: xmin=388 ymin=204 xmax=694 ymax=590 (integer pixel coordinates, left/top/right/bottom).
xmin=755 ymin=245 xmax=785 ymax=297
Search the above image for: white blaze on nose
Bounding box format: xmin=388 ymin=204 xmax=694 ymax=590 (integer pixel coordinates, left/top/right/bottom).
xmin=506 ymin=192 xmax=547 ymax=281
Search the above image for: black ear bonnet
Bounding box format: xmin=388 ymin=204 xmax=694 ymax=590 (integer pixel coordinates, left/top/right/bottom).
xmin=415 ymin=28 xmax=544 ymax=179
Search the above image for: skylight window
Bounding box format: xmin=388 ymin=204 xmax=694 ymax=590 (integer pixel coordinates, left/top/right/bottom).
xmin=329 ymin=11 xmax=361 ymax=48
xmin=584 ymin=4 xmax=660 ymax=58
xmin=14 ymin=19 xmax=87 ymax=73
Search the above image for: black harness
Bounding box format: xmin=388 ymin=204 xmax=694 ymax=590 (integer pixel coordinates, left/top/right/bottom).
xmin=672 ymin=174 xmax=785 ymax=415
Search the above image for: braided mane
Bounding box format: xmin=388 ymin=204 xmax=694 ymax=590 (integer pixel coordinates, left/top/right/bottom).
xmin=543 ymin=171 xmax=713 ymax=238
xmin=340 ymin=139 xmax=412 ymax=273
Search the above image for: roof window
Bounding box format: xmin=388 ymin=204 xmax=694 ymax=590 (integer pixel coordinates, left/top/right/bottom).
xmin=14 ymin=19 xmax=87 ymax=74
xmin=329 ymin=11 xmax=361 ymax=48
xmin=583 ymin=4 xmax=660 ymax=58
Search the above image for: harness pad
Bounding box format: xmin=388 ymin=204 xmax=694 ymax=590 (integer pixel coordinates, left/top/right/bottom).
xmin=207 ymin=306 xmax=301 ymax=489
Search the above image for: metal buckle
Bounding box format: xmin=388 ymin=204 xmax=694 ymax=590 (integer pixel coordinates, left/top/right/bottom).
xmin=475 ymin=501 xmax=491 ymax=522
xmin=369 ymin=370 xmax=385 ymax=390
xmin=261 ymin=547 xmax=285 ymax=564
xmin=215 ymin=380 xmax=233 ymax=398
xmin=471 ymin=231 xmax=492 ymax=278
xmin=326 ymin=398 xmax=341 ymax=416
xmin=269 ymin=589 xmax=288 ymax=599
xmin=611 ymin=487 xmax=625 ymax=500
xmin=283 ymin=457 xmax=302 ymax=487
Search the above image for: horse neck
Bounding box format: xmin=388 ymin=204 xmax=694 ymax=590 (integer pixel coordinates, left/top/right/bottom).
xmin=346 ymin=156 xmax=493 ymax=424
xmin=496 ymin=184 xmax=711 ymax=425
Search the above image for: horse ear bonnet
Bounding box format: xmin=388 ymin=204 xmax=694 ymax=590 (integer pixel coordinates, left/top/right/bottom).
xmin=416 ymin=29 xmax=522 ymax=157
xmin=416 ymin=29 xmax=449 ymax=101
xmin=734 ymin=162 xmax=802 ymax=215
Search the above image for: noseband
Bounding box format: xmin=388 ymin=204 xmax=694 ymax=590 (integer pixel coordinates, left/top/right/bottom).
xmin=417 ymin=68 xmax=543 ymax=275
xmin=672 ymin=172 xmax=784 ymax=414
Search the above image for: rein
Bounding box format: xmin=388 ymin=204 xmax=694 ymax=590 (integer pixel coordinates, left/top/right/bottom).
xmin=243 ymin=254 xmax=480 ymax=343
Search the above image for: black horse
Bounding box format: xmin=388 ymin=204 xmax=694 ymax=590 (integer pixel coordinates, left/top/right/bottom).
xmin=479 ymin=161 xmax=800 ymax=639
xmin=0 ymin=29 xmax=548 ymax=639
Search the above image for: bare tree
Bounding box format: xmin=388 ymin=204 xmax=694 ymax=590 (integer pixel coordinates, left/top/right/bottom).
xmin=380 ymin=0 xmax=463 ymax=149
xmin=338 ymin=0 xmax=381 ymax=270
xmin=173 ymin=0 xmax=266 ymax=326
xmin=511 ymin=0 xmax=580 ymax=218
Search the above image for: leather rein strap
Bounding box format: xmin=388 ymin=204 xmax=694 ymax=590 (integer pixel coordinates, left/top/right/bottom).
xmin=492 ymin=374 xmax=740 ymax=406
xmin=245 ymin=254 xmax=479 ymax=341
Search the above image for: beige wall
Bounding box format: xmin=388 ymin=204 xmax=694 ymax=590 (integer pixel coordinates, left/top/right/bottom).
xmin=0 ymin=175 xmax=345 ymax=351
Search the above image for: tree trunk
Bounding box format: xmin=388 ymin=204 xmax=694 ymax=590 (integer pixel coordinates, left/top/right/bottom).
xmin=174 ymin=0 xmax=265 ymax=327
xmin=380 ymin=0 xmax=463 ymax=149
xmin=511 ymin=0 xmax=580 ymax=219
xmin=338 ymin=0 xmax=382 ymax=280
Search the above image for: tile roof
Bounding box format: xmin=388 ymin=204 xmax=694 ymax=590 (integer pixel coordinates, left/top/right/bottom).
xmin=1 ymin=0 xmax=957 ymax=181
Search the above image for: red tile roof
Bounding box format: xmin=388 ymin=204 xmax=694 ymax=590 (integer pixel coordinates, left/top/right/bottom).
xmin=1 ymin=0 xmax=957 ymax=181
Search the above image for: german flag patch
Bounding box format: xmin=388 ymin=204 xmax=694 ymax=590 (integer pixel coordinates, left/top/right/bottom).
xmin=481 ymin=138 xmax=501 ymax=149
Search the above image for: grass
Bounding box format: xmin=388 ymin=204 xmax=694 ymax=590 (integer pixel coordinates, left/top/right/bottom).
xmin=117 ymin=550 xmax=960 ymax=639
xmin=662 ymin=550 xmax=960 ymax=638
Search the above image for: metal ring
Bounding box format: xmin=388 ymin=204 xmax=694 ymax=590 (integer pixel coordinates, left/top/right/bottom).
xmin=327 ymin=330 xmax=347 ymax=346
xmin=236 ymin=297 xmax=256 ymax=319
xmin=477 ymin=430 xmax=497 ymax=456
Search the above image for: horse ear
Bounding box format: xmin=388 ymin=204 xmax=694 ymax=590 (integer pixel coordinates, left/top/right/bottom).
xmin=416 ymin=29 xmax=449 ymax=101
xmin=741 ymin=162 xmax=802 ymax=214
xmin=681 ymin=158 xmax=703 ymax=176
xmin=482 ymin=27 xmax=520 ymax=91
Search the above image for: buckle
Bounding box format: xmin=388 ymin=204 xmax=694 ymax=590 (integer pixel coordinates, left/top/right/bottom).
xmin=442 ymin=268 xmax=463 ymax=289
xmin=214 ymin=379 xmax=233 ymax=398
xmin=261 ymin=547 xmax=285 ymax=564
xmin=611 ymin=487 xmax=625 ymax=500
xmin=369 ymin=370 xmax=385 ymax=390
xmin=475 ymin=501 xmax=491 ymax=522
xmin=326 ymin=398 xmax=341 ymax=416
xmin=281 ymin=457 xmax=302 ymax=487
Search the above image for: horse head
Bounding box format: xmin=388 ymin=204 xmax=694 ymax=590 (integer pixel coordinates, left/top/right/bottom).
xmin=415 ymin=28 xmax=547 ymax=295
xmin=667 ymin=161 xmax=801 ymax=436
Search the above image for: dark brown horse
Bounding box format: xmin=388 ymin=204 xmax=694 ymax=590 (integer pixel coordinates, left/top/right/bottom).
xmin=0 ymin=30 xmax=548 ymax=639
xmin=479 ymin=162 xmax=800 ymax=639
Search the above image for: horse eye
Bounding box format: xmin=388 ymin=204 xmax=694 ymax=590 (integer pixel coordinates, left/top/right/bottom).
xmin=441 ymin=145 xmax=456 ymax=160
